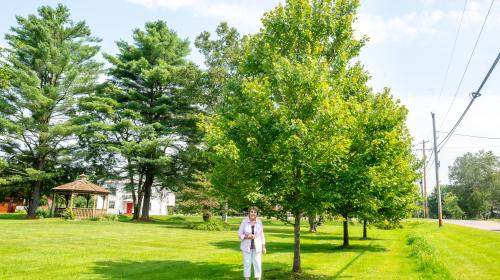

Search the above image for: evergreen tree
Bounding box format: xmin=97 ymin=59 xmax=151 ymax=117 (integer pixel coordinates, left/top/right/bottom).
xmin=0 ymin=4 xmax=101 ymax=218
xmin=86 ymin=21 xmax=201 ymax=220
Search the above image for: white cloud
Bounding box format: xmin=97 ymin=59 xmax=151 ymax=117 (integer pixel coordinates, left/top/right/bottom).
xmin=127 ymin=0 xmax=280 ymax=33
xmin=356 ymin=12 xmax=440 ymax=44
xmin=356 ymin=0 xmax=500 ymax=45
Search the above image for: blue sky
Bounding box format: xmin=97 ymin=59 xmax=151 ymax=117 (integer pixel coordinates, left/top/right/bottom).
xmin=1 ymin=0 xmax=499 ymax=189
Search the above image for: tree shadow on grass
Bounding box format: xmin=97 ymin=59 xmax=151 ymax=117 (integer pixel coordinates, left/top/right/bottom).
xmin=211 ymin=240 xmax=387 ymax=254
xmin=116 ymin=215 xmax=194 ymax=229
xmin=0 ymin=213 xmax=27 ymax=220
xmin=264 ymin=226 xmax=335 ymax=235
xmin=91 ymin=260 xmax=239 ymax=279
xmin=117 ymin=216 xmax=243 ymax=231
xmin=91 ymin=259 xmax=331 ymax=280
xmin=270 ymin=233 xmax=385 ymax=242
xmin=269 ymin=233 xmax=343 ymax=241
xmin=331 ymin=241 xmax=376 ymax=279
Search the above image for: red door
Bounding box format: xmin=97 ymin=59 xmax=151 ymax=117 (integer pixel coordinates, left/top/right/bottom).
xmin=126 ymin=203 xmax=133 ymax=214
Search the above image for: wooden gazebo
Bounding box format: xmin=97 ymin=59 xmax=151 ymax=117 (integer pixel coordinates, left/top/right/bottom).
xmin=50 ymin=174 xmax=110 ymax=218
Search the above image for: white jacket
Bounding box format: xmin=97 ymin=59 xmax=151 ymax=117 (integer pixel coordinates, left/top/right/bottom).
xmin=238 ymin=218 xmax=266 ymax=253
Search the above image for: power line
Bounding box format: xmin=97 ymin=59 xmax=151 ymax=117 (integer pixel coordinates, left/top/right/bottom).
xmin=442 ymin=145 xmax=500 ymax=149
xmin=439 ymin=0 xmax=496 ymax=129
xmin=424 ymin=149 xmax=435 ymax=174
xmin=433 ymin=0 xmax=469 ymax=111
xmin=437 ymin=131 xmax=500 ymax=140
xmin=438 ymin=52 xmax=500 ymax=151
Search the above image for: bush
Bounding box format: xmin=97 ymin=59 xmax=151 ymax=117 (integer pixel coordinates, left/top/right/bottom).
xmin=102 ymin=214 xmax=118 ymax=221
xmin=88 ymin=214 xmax=117 ymax=221
xmin=35 ymin=208 xmax=49 ymax=219
xmin=15 ymin=209 xmax=27 ymax=214
xmin=374 ymin=219 xmax=402 ymax=230
xmin=407 ymin=235 xmax=452 ymax=279
xmin=39 ymin=196 xmax=48 ymax=207
xmin=62 ymin=209 xmax=75 ymax=220
xmin=188 ymin=219 xmax=231 ymax=231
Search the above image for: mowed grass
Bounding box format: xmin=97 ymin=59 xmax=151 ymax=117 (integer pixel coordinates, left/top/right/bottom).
xmin=0 ymin=214 xmax=498 ymax=279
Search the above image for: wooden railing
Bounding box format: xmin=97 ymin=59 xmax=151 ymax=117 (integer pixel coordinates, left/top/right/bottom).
xmin=54 ymin=208 xmax=106 ymax=218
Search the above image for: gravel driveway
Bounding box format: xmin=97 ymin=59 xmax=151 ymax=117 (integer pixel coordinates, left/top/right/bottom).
xmin=444 ymin=219 xmax=500 ymax=232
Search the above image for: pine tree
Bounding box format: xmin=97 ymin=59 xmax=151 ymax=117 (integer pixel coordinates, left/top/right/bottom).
xmin=91 ymin=21 xmax=201 ymax=220
xmin=0 ymin=4 xmax=101 ymax=218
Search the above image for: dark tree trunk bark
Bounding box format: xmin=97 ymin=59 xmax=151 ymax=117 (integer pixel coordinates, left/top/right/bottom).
xmin=202 ymin=209 xmax=212 ymax=222
xmin=27 ymin=160 xmax=44 ymax=219
xmin=362 ymin=219 xmax=367 ymax=240
xmin=342 ymin=214 xmax=349 ymax=247
xmin=133 ymin=174 xmax=144 ymax=220
xmin=128 ymin=160 xmax=138 ymax=220
xmin=140 ymin=172 xmax=154 ymax=220
xmin=292 ymin=212 xmax=302 ymax=273
xmin=308 ymin=214 xmax=317 ymax=232
xmin=27 ymin=180 xmax=41 ymax=218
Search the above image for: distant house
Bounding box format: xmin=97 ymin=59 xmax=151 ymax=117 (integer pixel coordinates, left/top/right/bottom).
xmin=99 ymin=180 xmax=175 ymax=216
xmin=0 ymin=196 xmax=24 ymax=213
xmin=0 ymin=197 xmax=23 ymax=213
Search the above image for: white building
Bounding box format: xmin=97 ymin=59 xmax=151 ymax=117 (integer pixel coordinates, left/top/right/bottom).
xmin=98 ymin=180 xmax=175 ymax=216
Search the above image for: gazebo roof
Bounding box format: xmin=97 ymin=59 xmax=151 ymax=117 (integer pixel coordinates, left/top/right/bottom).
xmin=52 ymin=174 xmax=110 ymax=194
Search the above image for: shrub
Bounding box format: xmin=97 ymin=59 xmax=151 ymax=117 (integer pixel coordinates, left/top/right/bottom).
xmin=39 ymin=196 xmax=48 ymax=207
xmin=102 ymin=214 xmax=118 ymax=221
xmin=88 ymin=214 xmax=117 ymax=221
xmin=188 ymin=220 xmax=231 ymax=231
xmin=406 ymin=235 xmax=452 ymax=279
xmin=374 ymin=219 xmax=402 ymax=230
xmin=35 ymin=208 xmax=49 ymax=219
xmin=15 ymin=209 xmax=27 ymax=214
xmin=62 ymin=208 xmax=75 ymax=220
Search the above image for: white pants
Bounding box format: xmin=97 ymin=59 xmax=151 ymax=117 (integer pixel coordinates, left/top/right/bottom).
xmin=243 ymin=249 xmax=262 ymax=278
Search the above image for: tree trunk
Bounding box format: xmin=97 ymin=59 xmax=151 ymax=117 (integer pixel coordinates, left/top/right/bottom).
xmin=140 ymin=172 xmax=154 ymax=220
xmin=133 ymin=179 xmax=144 ymax=220
xmin=27 ymin=180 xmax=41 ymax=218
xmin=221 ymin=201 xmax=228 ymax=222
xmin=27 ymin=158 xmax=45 ymax=218
xmin=202 ymin=210 xmax=212 ymax=222
xmin=292 ymin=212 xmax=302 ymax=273
xmin=362 ymin=219 xmax=367 ymax=240
xmin=308 ymin=214 xmax=317 ymax=232
xmin=342 ymin=214 xmax=349 ymax=247
xmin=127 ymin=159 xmax=141 ymax=220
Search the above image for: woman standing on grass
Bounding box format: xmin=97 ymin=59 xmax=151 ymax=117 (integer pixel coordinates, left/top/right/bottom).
xmin=238 ymin=206 xmax=266 ymax=280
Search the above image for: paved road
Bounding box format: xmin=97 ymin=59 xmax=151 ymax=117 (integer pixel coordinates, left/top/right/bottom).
xmin=443 ymin=219 xmax=500 ymax=232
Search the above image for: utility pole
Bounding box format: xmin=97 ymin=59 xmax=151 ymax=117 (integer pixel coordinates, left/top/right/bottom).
xmin=422 ymin=140 xmax=429 ymax=218
xmin=431 ymin=112 xmax=443 ymax=227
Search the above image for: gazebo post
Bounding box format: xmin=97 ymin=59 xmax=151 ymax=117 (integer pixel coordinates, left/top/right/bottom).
xmin=93 ymin=194 xmax=97 ymax=216
xmin=102 ymin=195 xmax=108 ymax=212
xmin=69 ymin=193 xmax=74 ymax=210
xmin=50 ymin=192 xmax=57 ymax=217
xmin=65 ymin=194 xmax=70 ymax=208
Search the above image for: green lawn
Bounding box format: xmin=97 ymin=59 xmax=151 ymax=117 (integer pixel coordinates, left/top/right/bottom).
xmin=0 ymin=214 xmax=498 ymax=279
